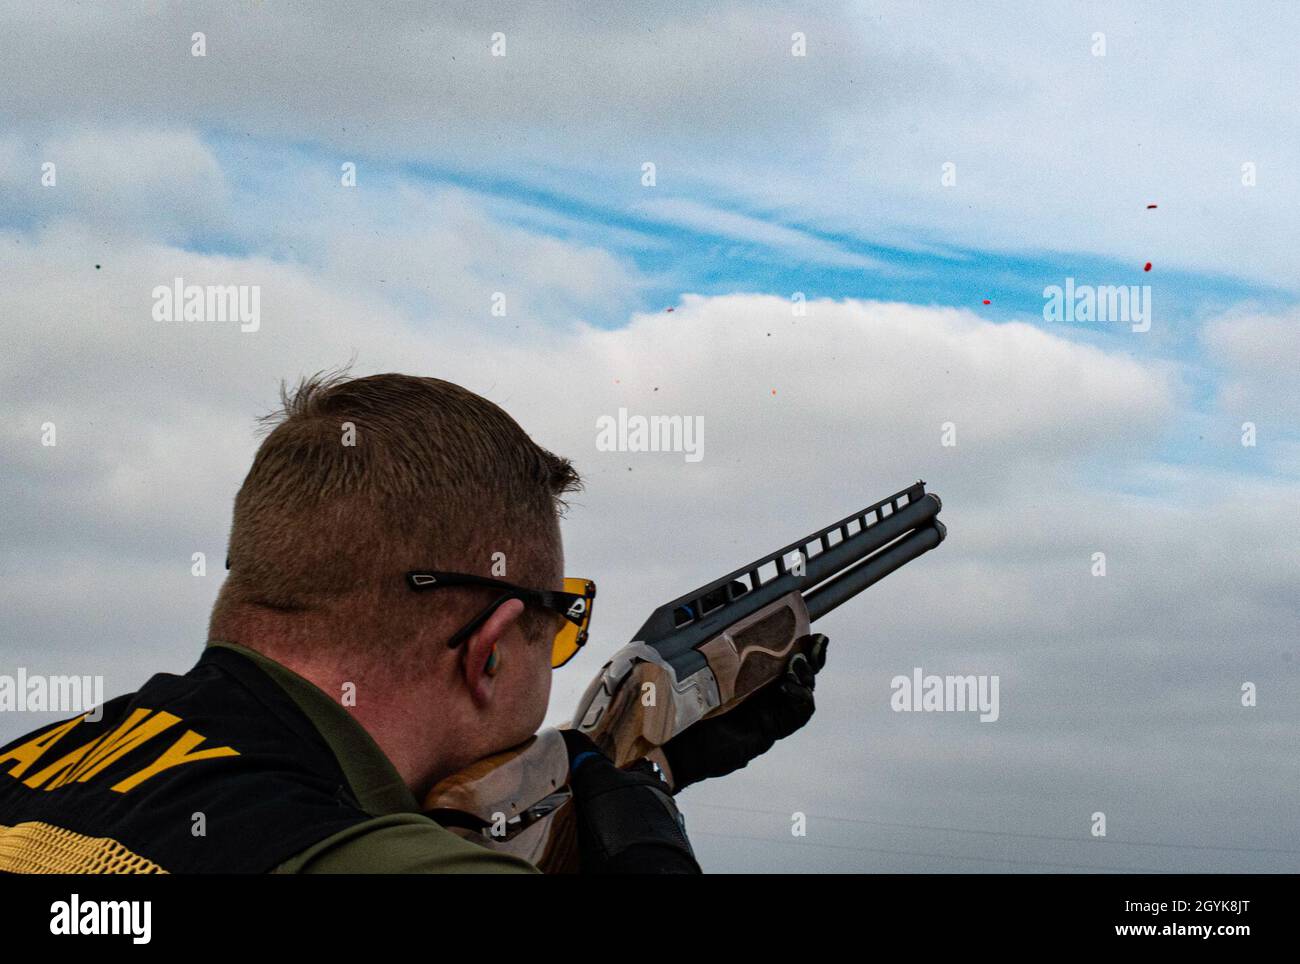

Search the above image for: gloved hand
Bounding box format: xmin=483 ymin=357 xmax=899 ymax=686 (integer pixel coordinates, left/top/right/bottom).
xmin=661 ymin=633 xmax=828 ymax=793
xmin=560 ymin=729 xmax=701 ymax=874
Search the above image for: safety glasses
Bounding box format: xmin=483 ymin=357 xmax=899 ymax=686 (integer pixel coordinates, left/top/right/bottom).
xmin=405 ymin=571 xmax=596 ymax=669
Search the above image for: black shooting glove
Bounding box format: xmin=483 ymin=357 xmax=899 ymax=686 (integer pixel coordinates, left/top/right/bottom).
xmin=560 ymin=729 xmax=701 ymax=875
xmin=662 ymin=633 xmax=829 ymax=793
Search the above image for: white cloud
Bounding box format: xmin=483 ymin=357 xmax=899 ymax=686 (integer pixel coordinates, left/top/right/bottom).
xmin=0 ymin=129 xmax=230 ymax=242
xmin=2 ymin=2 xmax=1295 ymax=281
xmin=1203 ymin=306 xmax=1300 ymax=419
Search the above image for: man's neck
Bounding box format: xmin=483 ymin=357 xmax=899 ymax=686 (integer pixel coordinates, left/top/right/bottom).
xmin=260 ymin=648 xmax=453 ymax=801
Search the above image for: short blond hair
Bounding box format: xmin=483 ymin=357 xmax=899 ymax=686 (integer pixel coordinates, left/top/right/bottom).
xmin=209 ymin=372 xmax=580 ymax=655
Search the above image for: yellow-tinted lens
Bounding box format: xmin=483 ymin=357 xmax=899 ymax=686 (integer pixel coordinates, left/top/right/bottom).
xmin=551 ymin=578 xmax=594 ymax=668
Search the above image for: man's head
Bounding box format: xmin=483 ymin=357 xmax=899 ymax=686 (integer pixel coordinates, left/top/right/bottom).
xmin=209 ymin=372 xmax=581 ymax=791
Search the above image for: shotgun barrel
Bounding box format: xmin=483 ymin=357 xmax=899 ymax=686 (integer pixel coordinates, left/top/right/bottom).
xmin=633 ymin=481 xmax=944 ymax=675
xmin=804 ymin=520 xmax=946 ymax=621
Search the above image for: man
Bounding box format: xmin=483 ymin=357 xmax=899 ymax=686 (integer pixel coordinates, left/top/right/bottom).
xmin=0 ymin=373 xmax=825 ymax=873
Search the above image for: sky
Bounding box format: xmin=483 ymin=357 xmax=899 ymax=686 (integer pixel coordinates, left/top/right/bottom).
xmin=1 ymin=1 xmax=1297 ymax=872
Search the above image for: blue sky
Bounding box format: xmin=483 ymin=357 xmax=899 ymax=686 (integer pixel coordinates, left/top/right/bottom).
xmin=181 ymin=133 xmax=1296 ymax=333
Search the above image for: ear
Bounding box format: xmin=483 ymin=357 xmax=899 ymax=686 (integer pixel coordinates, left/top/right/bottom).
xmin=461 ymin=598 xmax=526 ymax=706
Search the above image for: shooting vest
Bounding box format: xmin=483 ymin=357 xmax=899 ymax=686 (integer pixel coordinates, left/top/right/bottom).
xmin=0 ymin=645 xmax=384 ymax=873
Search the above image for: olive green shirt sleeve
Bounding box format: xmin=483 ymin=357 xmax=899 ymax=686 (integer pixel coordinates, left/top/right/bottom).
xmin=273 ymin=814 xmax=538 ymax=874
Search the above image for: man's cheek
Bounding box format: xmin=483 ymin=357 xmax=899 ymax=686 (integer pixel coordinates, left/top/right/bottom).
xmin=531 ymin=663 xmax=552 ymax=727
xmin=523 ymin=657 xmax=551 ymax=733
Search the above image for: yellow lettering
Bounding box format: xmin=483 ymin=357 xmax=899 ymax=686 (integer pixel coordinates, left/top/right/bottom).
xmin=68 ymin=709 xmax=180 ymax=784
xmin=23 ymin=733 xmax=108 ymax=789
xmin=0 ymin=716 xmax=84 ymax=779
xmin=111 ymin=730 xmax=238 ymax=793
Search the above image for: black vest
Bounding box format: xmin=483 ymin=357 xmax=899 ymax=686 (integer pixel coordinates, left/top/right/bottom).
xmin=0 ymin=647 xmax=374 ymax=873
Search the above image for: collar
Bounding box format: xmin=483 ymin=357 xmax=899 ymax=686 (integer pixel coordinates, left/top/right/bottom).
xmin=205 ymin=640 xmax=420 ymax=817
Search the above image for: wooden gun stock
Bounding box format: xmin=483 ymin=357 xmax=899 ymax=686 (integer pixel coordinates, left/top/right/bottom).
xmin=422 ymin=727 xmax=580 ymax=871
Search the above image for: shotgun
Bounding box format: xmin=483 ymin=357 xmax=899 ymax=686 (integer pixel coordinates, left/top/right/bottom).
xmin=423 ymin=481 xmax=946 ymax=872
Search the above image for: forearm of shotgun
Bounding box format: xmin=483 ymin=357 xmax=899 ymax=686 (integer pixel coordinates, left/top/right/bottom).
xmin=571 ymin=590 xmax=814 ymax=769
